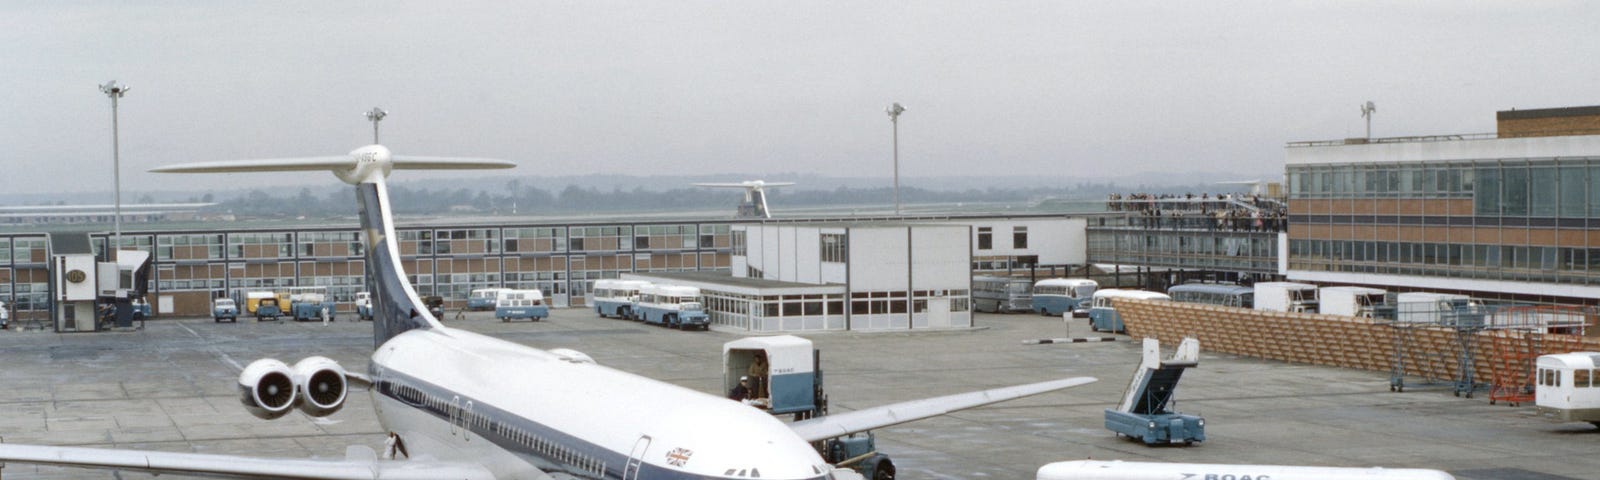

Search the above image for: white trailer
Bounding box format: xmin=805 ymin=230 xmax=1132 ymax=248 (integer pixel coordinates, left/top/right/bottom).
xmin=1252 ymin=282 xmax=1319 ymax=313
xmin=1535 ymin=352 xmax=1600 ymax=425
xmin=1318 ymin=286 xmax=1388 ymax=318
xmin=1395 ymin=292 xmax=1481 ymax=325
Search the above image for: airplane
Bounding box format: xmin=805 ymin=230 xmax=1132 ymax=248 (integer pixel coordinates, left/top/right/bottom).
xmin=0 ymin=144 xmax=1095 ymax=480
xmin=692 ymin=180 xmax=795 ymax=219
xmin=1037 ymin=460 xmax=1455 ymax=480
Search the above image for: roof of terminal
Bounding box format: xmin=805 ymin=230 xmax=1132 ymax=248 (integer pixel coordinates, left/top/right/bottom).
xmin=622 ymin=270 xmax=841 ymax=291
xmin=1497 ymin=105 xmax=1600 ymax=120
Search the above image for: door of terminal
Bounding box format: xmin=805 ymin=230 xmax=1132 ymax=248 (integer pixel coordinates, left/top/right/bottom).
xmin=927 ymin=297 xmax=951 ymax=328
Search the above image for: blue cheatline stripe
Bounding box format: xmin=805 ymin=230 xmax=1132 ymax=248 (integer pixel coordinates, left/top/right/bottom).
xmin=370 ymin=365 xmax=830 ymax=480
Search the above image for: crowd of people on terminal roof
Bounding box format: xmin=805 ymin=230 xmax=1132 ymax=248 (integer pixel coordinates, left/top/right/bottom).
xmin=1106 ymin=192 xmax=1288 ymax=232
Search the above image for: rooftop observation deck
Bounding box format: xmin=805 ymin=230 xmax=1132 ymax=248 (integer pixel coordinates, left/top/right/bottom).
xmin=1286 ymin=133 xmax=1498 ymax=148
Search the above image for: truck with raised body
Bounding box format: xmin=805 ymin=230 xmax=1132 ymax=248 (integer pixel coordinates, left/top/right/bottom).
xmin=1319 ymin=286 xmax=1390 ymax=319
xmin=1252 ymin=282 xmax=1319 ymax=313
xmin=723 ymin=336 xmax=894 ymax=480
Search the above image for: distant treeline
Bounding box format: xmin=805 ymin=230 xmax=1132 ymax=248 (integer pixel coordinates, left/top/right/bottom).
xmin=204 ymin=181 xmax=1235 ymax=217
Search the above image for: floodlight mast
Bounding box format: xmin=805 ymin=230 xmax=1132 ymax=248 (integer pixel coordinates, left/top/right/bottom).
xmin=1361 ymin=101 xmax=1376 ymax=140
xmin=886 ymin=102 xmax=906 ymax=215
xmin=366 ymin=107 xmax=388 ymax=144
xmin=99 ymin=80 xmax=130 ymax=257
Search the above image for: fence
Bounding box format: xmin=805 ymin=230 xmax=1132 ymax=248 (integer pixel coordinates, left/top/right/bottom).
xmin=1116 ymin=299 xmax=1600 ymax=391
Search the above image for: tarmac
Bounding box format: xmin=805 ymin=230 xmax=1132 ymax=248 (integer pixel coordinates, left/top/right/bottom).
xmin=0 ymin=309 xmax=1594 ymax=479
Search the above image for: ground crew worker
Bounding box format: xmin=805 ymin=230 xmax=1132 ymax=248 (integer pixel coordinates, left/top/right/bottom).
xmin=748 ymin=352 xmax=770 ymax=399
xmin=728 ymin=376 xmax=752 ymax=401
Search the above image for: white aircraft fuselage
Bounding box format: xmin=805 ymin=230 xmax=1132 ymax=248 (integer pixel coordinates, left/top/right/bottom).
xmin=368 ymin=328 xmax=832 ymax=479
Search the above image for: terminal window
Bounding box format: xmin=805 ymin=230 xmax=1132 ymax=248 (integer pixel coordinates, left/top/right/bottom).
xmin=820 ymin=234 xmax=846 ymax=263
xmin=978 ymin=227 xmax=992 ymax=250
xmin=1013 ymin=226 xmax=1028 ymax=249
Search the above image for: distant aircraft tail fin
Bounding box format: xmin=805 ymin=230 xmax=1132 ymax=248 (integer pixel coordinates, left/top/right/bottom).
xmin=153 ymin=144 xmax=515 ymax=347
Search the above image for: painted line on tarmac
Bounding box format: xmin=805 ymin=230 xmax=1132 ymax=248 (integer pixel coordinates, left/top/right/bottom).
xmin=1023 ymin=337 xmax=1119 ymax=345
xmin=178 ymin=322 xmax=245 ymax=371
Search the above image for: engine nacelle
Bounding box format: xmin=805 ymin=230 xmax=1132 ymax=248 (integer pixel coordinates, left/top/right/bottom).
xmin=238 ymin=359 xmax=297 ymax=420
xmin=293 ymin=356 xmax=348 ymax=417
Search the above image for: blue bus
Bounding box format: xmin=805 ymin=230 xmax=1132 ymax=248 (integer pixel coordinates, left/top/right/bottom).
xmin=1088 ymin=289 xmax=1170 ymax=333
xmin=1031 ymin=278 xmax=1098 ymax=316
xmin=1166 ymin=283 xmax=1254 ymax=309
xmin=468 ymin=288 xmax=510 ymax=311
xmin=637 ymin=284 xmax=710 ymax=330
xmin=495 ymin=289 xmax=549 ymax=322
xmin=592 ymin=279 xmax=650 ymax=319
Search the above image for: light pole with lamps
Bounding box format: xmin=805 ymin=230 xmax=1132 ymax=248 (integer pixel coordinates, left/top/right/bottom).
xmin=366 ymin=107 xmax=388 ymax=144
xmin=886 ymin=102 xmax=906 ymax=215
xmin=100 ymin=80 xmax=130 ymax=256
xmin=1361 ymin=101 xmax=1376 ymax=140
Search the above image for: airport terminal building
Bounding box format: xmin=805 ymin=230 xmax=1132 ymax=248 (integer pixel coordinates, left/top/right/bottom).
xmin=0 ymin=214 xmax=1085 ymax=324
xmin=1284 ymin=105 xmax=1600 ymax=304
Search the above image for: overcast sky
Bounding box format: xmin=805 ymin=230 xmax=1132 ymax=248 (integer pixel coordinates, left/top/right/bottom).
xmin=3 ymin=1 xmax=1597 ymax=196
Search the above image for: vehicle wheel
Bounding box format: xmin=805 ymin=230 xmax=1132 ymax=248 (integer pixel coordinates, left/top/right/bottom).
xmin=873 ymin=458 xmax=895 ymax=480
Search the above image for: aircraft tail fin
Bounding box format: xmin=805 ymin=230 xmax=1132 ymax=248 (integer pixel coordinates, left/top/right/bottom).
xmin=153 ymin=145 xmax=515 ymax=347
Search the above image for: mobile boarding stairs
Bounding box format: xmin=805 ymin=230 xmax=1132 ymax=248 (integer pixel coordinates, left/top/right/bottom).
xmin=1106 ymin=337 xmax=1205 ymax=445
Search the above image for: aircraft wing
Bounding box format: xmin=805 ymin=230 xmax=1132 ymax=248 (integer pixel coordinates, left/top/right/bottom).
xmin=787 ymin=376 xmax=1096 ymax=442
xmin=692 ymin=182 xmax=753 ymax=187
xmin=0 ymin=443 xmax=495 ymax=480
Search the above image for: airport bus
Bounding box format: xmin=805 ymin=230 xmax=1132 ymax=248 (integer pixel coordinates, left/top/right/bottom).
xmin=636 ymin=284 xmax=711 ymax=330
xmin=494 ymin=289 xmax=549 ymax=322
xmin=1088 ymin=289 xmax=1170 ymax=333
xmin=1031 ymin=278 xmax=1098 ymax=316
xmin=467 ymin=288 xmax=511 ymax=311
xmin=972 ymin=275 xmax=1034 ymax=313
xmin=591 ymin=279 xmax=649 ymax=319
xmin=1167 ymin=283 xmax=1254 ymax=309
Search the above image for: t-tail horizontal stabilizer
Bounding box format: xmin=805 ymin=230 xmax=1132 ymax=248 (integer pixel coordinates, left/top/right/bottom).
xmin=149 ymin=145 xmax=514 ymax=185
xmin=152 ymin=144 xmax=516 ymax=347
